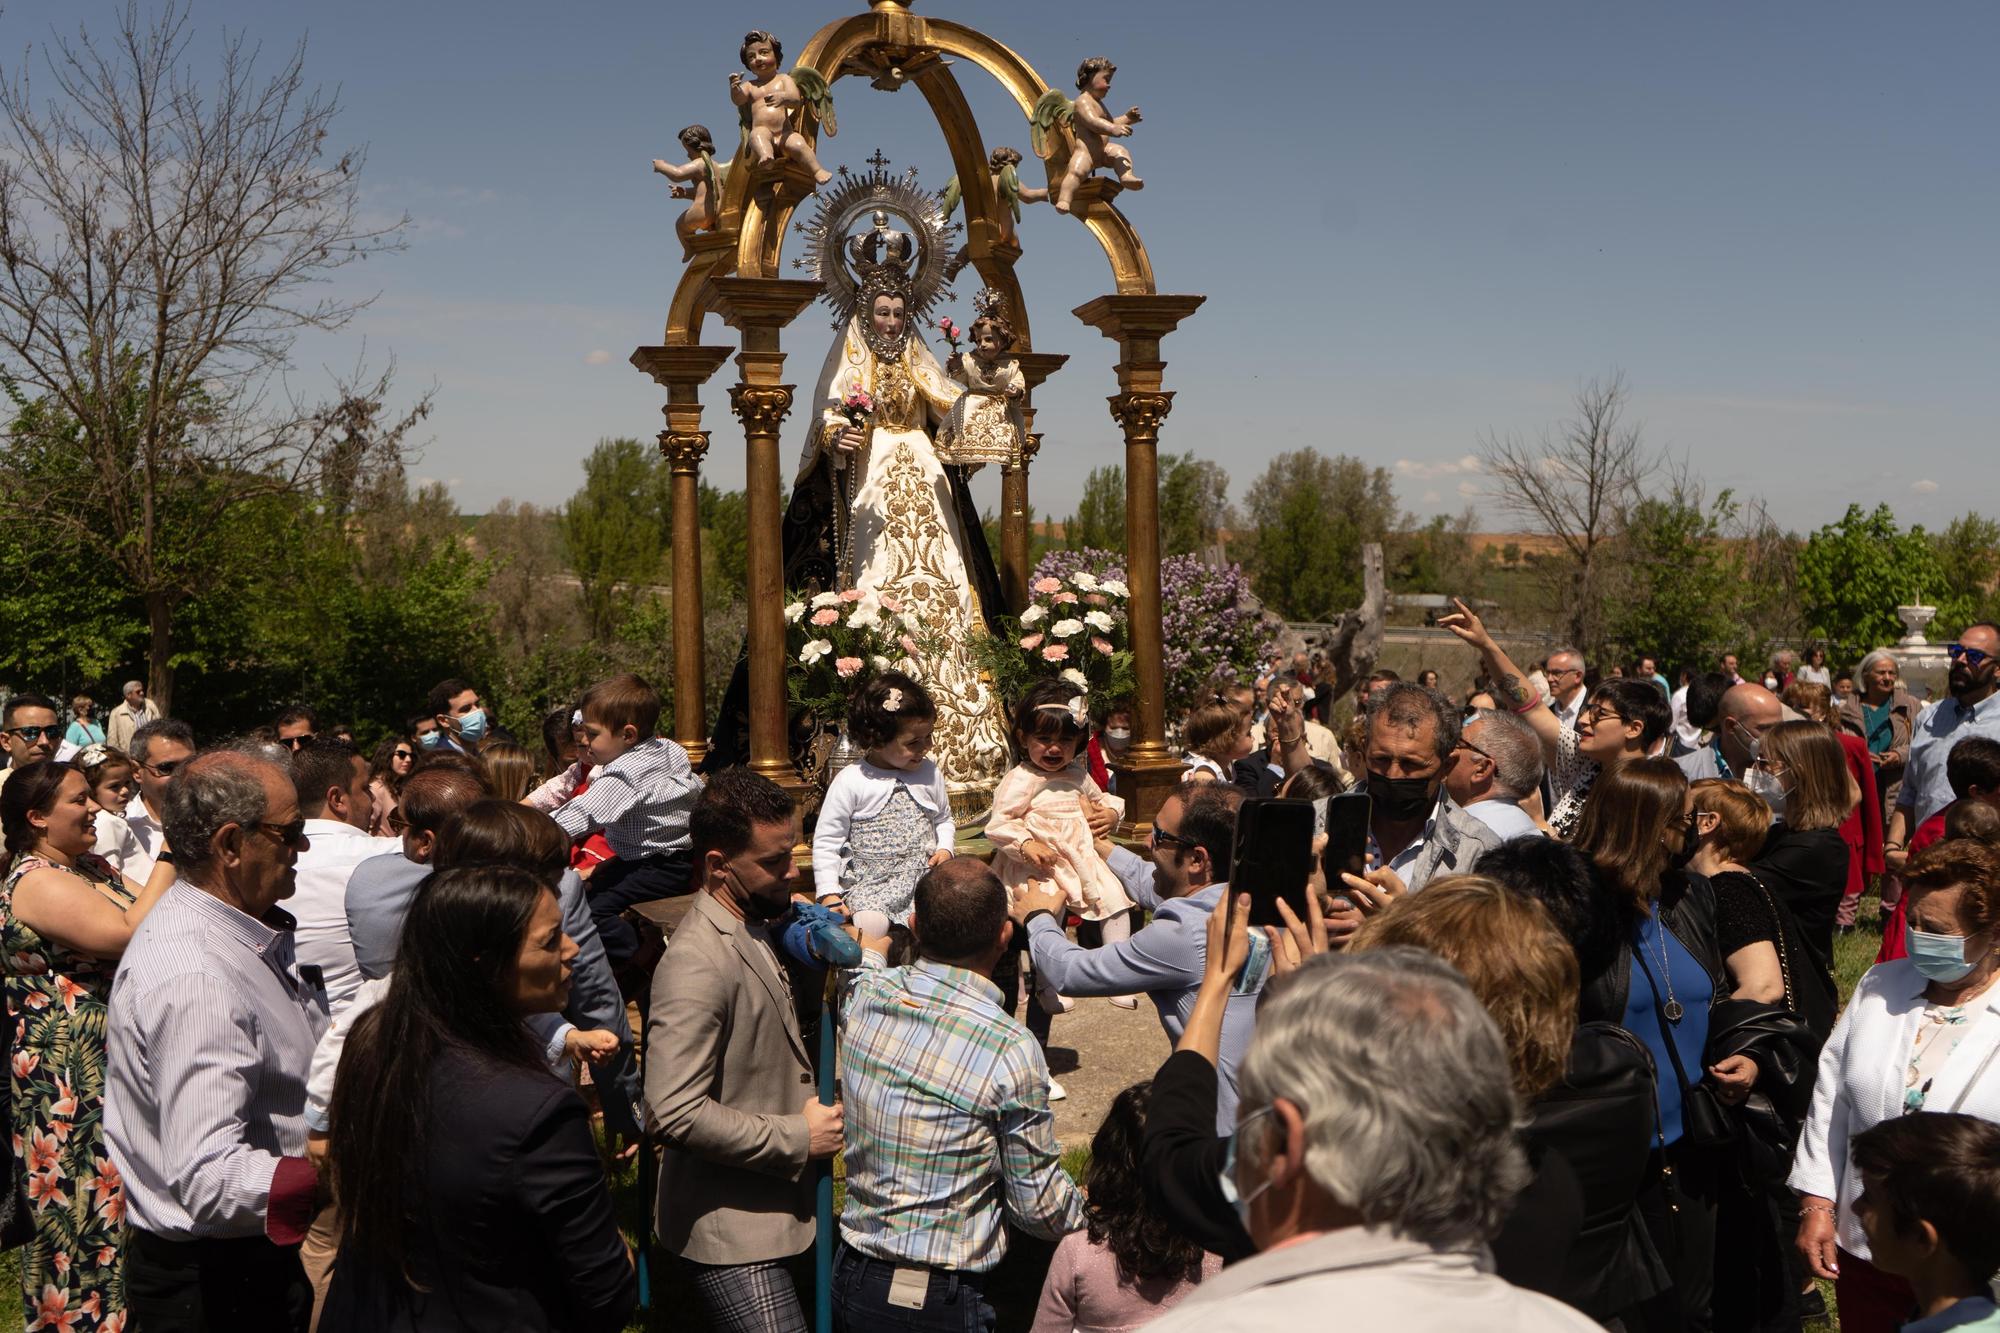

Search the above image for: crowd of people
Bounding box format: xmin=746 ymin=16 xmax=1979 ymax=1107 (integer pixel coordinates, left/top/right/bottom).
xmin=0 ymin=613 xmax=1997 ymax=1333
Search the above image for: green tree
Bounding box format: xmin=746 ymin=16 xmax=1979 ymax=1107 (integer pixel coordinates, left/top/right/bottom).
xmin=559 ymin=439 xmax=667 ymax=639
xmin=1607 ymin=486 xmax=1742 ymax=675
xmin=1159 ymin=452 xmax=1230 ymax=557
xmin=1798 ymin=503 xmax=1948 ymax=663
xmin=1238 ymin=450 xmax=1399 ymax=621
xmin=0 ymin=5 xmax=416 ymax=711
xmin=699 ymin=482 xmax=750 ymax=607
xmin=1388 ymin=510 xmax=1490 ymax=600
xmin=1930 ymin=512 xmax=2000 ymax=638
xmin=1065 ymin=465 xmax=1127 ymax=553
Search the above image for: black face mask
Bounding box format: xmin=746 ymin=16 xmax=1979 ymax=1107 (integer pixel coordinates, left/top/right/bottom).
xmin=1367 ymin=770 xmax=1436 ymax=822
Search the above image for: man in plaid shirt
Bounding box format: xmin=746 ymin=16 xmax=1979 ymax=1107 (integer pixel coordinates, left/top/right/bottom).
xmin=835 ymin=857 xmax=1084 ymax=1328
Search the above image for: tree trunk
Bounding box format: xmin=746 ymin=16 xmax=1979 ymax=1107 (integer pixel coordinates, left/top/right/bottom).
xmin=146 ymin=591 xmax=176 ymax=717
xmin=1318 ymin=543 xmax=1386 ymax=707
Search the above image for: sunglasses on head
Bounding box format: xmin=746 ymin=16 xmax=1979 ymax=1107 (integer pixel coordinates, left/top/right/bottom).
xmin=1947 ymin=644 xmax=1992 ymax=668
xmin=7 ymin=725 xmax=62 ymax=742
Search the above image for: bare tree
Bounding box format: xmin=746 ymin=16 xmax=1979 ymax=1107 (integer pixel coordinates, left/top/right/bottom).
xmin=1477 ymin=373 xmax=1655 ymax=651
xmin=0 ymin=2 xmax=416 ymax=710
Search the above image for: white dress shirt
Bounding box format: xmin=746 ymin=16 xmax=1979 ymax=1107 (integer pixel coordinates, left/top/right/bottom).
xmin=107 ymin=881 xmax=330 ymax=1240
xmin=1463 ymin=797 xmax=1540 ymax=842
xmin=121 ymin=796 xmax=168 ymax=883
xmin=1790 ymin=960 xmax=2000 ymax=1261
xmin=1670 ymin=685 xmax=1702 ymax=751
xmin=291 ymin=818 xmax=400 ymax=1013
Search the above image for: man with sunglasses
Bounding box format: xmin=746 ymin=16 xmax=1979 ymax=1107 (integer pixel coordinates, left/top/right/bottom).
xmin=1013 ymin=785 xmax=1257 ymax=1134
xmin=274 ymin=704 xmax=318 ymax=752
xmin=1445 ymin=709 xmax=1544 ymax=842
xmin=0 ymin=692 xmax=62 ymax=794
xmin=107 ymin=679 xmax=161 ymax=752
xmin=107 ymin=750 xmax=328 ymax=1332
xmin=124 ymin=719 xmax=198 ymax=881
xmin=1891 ymin=624 xmax=2000 ymax=869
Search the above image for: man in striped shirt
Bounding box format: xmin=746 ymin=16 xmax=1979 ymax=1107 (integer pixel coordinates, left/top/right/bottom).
xmin=107 ymin=750 xmax=331 ymax=1332
xmin=835 ymin=857 xmax=1084 ymax=1328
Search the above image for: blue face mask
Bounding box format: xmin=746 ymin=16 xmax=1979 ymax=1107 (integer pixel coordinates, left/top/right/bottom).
xmin=453 ymin=708 xmax=488 ymax=746
xmin=419 ymin=729 xmax=446 ymax=751
xmin=1907 ymin=928 xmax=1980 ymax=984
xmin=1217 ymin=1106 xmax=1276 ymax=1231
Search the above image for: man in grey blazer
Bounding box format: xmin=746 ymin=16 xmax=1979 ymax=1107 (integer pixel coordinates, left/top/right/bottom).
xmin=647 ymin=768 xmax=843 ymax=1333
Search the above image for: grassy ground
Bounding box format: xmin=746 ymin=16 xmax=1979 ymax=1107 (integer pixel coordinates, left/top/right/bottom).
xmin=0 ymin=899 xmax=1891 ymax=1333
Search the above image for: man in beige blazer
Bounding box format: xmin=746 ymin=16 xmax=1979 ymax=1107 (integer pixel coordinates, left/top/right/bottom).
xmin=646 ymin=768 xmax=844 ymax=1332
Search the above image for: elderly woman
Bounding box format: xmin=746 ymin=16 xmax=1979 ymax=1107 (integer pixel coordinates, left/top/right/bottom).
xmin=1438 ymin=600 xmax=1669 ymax=837
xmin=1838 ymin=649 xmax=1922 ymax=831
xmin=1792 ymin=838 xmax=2000 ymax=1333
xmin=64 ymin=696 xmax=104 ymax=749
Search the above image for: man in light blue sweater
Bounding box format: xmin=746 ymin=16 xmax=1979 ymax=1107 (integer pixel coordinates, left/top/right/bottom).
xmin=1013 ymin=784 xmax=1254 ymax=1133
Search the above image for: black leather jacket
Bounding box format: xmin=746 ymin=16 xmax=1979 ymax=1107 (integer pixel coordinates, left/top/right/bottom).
xmin=1580 ymin=869 xmax=1724 ymax=1027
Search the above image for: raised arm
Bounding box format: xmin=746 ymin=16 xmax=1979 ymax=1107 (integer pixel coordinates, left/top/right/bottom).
xmin=652 ymin=158 xmax=705 ymax=183
xmin=1436 ymin=597 xmax=1562 ymax=761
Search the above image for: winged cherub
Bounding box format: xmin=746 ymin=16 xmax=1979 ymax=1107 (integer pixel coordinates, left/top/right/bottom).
xmin=1032 ymin=56 xmax=1143 ymax=213
xmin=652 ymin=124 xmax=727 ymax=242
xmin=730 ymin=29 xmax=835 ymax=185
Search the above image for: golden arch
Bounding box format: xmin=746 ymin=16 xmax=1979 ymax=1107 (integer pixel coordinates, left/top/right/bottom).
xmin=662 ymin=1 xmax=1156 ymax=346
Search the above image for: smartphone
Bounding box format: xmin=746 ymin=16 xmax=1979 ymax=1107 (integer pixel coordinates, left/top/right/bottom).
xmin=1231 ymin=797 xmax=1317 ymax=928
xmin=1318 ymin=792 xmax=1372 ymax=895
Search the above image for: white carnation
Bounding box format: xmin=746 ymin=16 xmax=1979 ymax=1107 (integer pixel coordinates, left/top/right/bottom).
xmin=1083 ymin=609 xmax=1114 ymax=632
xmin=1020 ymin=605 xmax=1047 ymax=625
xmin=1071 ymin=571 xmax=1099 ymax=591
xmin=846 ymin=607 xmax=880 ymax=630
xmin=811 ymin=591 xmax=842 ymax=609
xmin=1100 ymin=579 xmax=1129 ymax=597
xmin=871 ymin=655 xmax=891 ymax=671
xmin=1050 ymin=618 xmax=1085 ymax=639
xmin=1060 ymin=668 xmax=1089 ymax=689
xmin=799 ymin=639 xmax=833 ymax=665
xmin=783 ymin=601 xmax=806 ymax=623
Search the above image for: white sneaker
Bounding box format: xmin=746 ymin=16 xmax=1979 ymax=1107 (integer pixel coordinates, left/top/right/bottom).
xmin=1036 ymin=984 xmax=1075 ymax=1015
xmin=1048 ymin=1078 xmax=1068 ymax=1102
xmin=1109 ymin=995 xmax=1139 ymax=1010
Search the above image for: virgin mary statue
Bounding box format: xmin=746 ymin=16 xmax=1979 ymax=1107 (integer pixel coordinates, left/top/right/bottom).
xmin=706 ymin=188 xmax=1012 ymax=802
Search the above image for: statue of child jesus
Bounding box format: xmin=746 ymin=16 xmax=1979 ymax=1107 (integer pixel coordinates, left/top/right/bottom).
xmin=937 ymin=299 xmax=1026 ymax=467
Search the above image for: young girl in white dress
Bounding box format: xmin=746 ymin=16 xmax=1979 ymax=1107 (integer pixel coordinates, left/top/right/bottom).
xmin=1179 ymin=695 xmax=1253 ymax=787
xmin=988 ymin=681 xmax=1135 ymax=1012
xmin=813 ymin=671 xmax=955 ymax=938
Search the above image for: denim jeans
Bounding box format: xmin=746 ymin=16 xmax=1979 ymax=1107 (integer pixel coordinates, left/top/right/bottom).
xmin=831 ymin=1245 xmax=994 ymax=1333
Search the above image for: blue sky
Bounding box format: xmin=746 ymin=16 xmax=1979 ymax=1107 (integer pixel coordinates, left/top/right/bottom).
xmin=5 ymin=0 xmax=1995 ymax=533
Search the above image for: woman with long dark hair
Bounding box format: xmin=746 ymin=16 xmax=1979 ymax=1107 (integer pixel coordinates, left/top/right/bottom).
xmin=1031 ymin=1080 xmax=1219 ymax=1331
xmin=1747 ymin=720 xmax=1860 ymax=989
xmin=320 ymin=864 xmax=635 ymax=1331
xmin=1572 ymin=758 xmax=1737 ymax=1332
xmin=365 ymin=734 xmax=417 ymax=838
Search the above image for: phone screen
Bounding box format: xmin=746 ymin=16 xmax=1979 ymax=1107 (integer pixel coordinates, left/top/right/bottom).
xmin=1319 ymin=792 xmax=1372 ymax=895
xmin=1231 ymin=797 xmax=1317 ymax=928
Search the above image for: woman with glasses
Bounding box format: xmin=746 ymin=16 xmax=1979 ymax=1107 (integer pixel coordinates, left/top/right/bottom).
xmin=1792 ymin=838 xmax=2000 ymax=1333
xmin=1438 ymin=600 xmax=1671 ymax=838
xmin=0 ymin=760 xmax=178 ymax=1330
xmin=365 ymin=734 xmax=417 ymax=839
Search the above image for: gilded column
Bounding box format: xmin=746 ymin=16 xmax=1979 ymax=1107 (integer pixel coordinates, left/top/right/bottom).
xmin=702 ymin=277 xmax=821 ymax=793
xmin=630 ymin=345 xmax=733 ymax=765
xmin=1074 ymin=295 xmax=1206 ymax=830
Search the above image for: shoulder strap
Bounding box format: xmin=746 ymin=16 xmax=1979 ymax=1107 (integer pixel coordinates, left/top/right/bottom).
xmin=1737 ymin=871 xmax=1797 ymax=1013
xmin=1631 ymin=940 xmax=1699 ymax=1095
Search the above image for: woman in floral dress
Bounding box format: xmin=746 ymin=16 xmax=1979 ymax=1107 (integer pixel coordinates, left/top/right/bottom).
xmin=1 ymin=759 xmax=174 ymax=1332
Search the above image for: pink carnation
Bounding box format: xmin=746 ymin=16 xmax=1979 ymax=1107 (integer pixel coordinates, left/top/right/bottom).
xmin=900 ymin=635 xmax=919 ymax=655
xmin=1041 ymin=644 xmax=1070 ymax=662
xmin=811 ymin=608 xmax=840 ymax=626
xmin=839 ymin=588 xmax=864 ymax=603
xmin=834 ymin=656 xmax=864 ymax=677
xmin=1032 ymin=577 xmax=1061 ymax=595
xmin=1019 ymin=632 xmax=1045 ymax=651
xmin=1053 ymin=591 xmax=1079 ymax=604
xmin=1085 ymin=593 xmax=1109 ymax=606
xmin=1092 ymin=637 xmax=1114 ymax=655
xmin=880 ymin=596 xmax=903 ymax=613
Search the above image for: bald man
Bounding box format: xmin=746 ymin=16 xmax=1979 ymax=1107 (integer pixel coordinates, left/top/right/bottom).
xmin=1676 ymin=681 xmax=1784 ymax=782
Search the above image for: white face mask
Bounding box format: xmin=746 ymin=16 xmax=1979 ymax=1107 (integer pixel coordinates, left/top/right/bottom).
xmin=1744 ymin=765 xmax=1789 ymax=808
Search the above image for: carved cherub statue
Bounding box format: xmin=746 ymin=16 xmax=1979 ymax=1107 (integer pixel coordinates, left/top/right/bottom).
xmin=652 ymin=125 xmax=727 ymax=242
xmin=1031 ymin=56 xmax=1143 ymax=213
xmin=936 ymin=290 xmax=1027 ymax=467
xmin=730 ymin=29 xmax=835 ymax=185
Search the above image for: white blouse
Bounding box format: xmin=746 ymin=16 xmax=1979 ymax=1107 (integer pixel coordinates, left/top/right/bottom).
xmin=811 ymin=759 xmax=955 ymax=897
xmin=1790 ymin=959 xmax=2000 ymax=1260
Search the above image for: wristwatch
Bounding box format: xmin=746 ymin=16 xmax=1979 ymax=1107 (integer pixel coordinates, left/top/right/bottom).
xmin=1021 ymin=908 xmax=1059 ymax=931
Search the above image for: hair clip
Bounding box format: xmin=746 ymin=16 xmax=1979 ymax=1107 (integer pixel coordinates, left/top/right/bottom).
xmin=571 ymin=709 xmax=583 ymax=727
xmin=77 ymin=743 xmax=109 ymax=767
xmin=883 ymin=687 xmax=904 ymax=713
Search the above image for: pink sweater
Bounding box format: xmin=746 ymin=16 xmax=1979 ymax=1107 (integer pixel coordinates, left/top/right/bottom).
xmin=1030 ymin=1231 xmax=1221 ymax=1333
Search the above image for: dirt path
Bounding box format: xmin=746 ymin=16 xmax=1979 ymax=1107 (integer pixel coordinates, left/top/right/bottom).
xmin=1042 ymin=992 xmax=1173 ymax=1147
